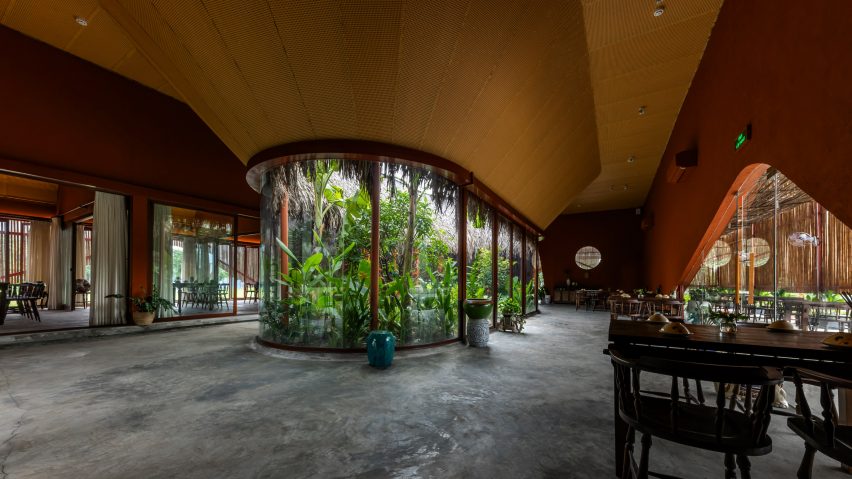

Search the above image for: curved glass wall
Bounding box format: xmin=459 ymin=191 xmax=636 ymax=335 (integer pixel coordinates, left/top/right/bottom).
xmin=258 ymin=160 xmax=372 ymax=348
xmin=497 ymin=216 xmax=512 ymax=305
xmin=525 ymin=232 xmax=535 ymax=313
xmin=258 ymin=159 xmax=462 ymax=349
xmin=378 ymin=163 xmax=458 ymax=346
xmin=466 ymin=195 xmax=493 ymax=300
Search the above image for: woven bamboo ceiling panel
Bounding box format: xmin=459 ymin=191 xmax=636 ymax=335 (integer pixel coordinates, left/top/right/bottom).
xmin=1 ymin=0 xmax=722 ymax=227
xmin=564 ymin=0 xmax=723 ymax=214
xmin=0 ymin=0 xmax=179 ymax=98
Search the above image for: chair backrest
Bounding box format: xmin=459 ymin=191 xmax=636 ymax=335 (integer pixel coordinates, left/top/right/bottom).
xmin=74 ymin=278 xmax=91 ymax=293
xmin=786 ymin=367 xmax=852 ymax=448
xmin=609 ymin=346 xmax=782 ymax=447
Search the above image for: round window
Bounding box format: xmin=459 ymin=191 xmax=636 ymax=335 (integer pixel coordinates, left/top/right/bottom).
xmin=575 ymin=246 xmax=601 ymax=270
xmin=703 ymin=240 xmax=732 ymax=269
xmin=746 ymin=237 xmax=771 ymax=268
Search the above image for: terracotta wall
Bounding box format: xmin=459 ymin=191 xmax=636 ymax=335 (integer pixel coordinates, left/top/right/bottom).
xmin=642 ymin=0 xmax=852 ymax=292
xmin=540 ymin=209 xmax=644 ymax=294
xmin=0 ymin=26 xmax=259 ymax=298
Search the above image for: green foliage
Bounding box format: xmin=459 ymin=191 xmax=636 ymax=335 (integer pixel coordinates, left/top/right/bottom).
xmin=499 ymin=296 xmax=521 ymax=316
xmin=106 ymin=287 xmax=175 ymax=316
xmin=260 ymin=163 xmax=461 ymax=348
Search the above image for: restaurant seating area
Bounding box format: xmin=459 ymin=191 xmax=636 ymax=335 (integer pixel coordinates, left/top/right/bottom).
xmin=0 ymin=1 xmax=850 ymax=478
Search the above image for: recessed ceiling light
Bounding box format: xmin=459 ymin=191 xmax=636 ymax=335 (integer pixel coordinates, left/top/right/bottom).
xmin=627 ymin=156 xmax=636 ymax=164
xmin=654 ymin=1 xmax=665 ymax=17
xmin=638 ymin=106 xmax=647 ymax=116
xmin=74 ymin=16 xmax=88 ymax=27
xmin=623 ymin=184 xmax=630 ymax=191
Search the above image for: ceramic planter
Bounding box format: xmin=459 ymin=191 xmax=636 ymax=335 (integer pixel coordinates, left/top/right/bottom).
xmin=132 ymin=311 xmax=155 ymax=326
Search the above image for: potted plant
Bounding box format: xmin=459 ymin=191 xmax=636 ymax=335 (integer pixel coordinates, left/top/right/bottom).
xmin=708 ymin=310 xmax=748 ymax=334
xmin=106 ymin=287 xmax=175 ymax=326
xmin=498 ymin=297 xmax=521 ymax=332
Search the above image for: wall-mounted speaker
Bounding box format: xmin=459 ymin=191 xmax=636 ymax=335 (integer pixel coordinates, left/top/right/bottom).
xmin=667 ymin=149 xmax=698 ymax=183
xmin=675 ymin=149 xmax=698 ymax=169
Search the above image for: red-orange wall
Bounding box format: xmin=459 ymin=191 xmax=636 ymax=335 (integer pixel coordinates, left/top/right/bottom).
xmin=642 ymin=0 xmax=852 ymax=292
xmin=0 ymin=26 xmax=259 ymax=299
xmin=540 ymin=209 xmax=644 ymax=294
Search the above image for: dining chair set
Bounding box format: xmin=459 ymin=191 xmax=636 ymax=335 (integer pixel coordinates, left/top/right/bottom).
xmin=176 ymin=281 xmax=231 ymax=311
xmin=609 ymin=296 xmax=685 ymax=321
xmin=610 ymin=346 xmax=851 ymax=479
xmin=7 ymin=282 xmax=47 ymax=321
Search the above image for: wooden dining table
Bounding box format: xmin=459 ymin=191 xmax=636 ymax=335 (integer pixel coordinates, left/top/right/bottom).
xmin=604 ymin=319 xmax=852 ymax=478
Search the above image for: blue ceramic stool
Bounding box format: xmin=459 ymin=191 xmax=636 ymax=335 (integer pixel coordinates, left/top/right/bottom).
xmin=367 ymin=331 xmax=396 ymax=369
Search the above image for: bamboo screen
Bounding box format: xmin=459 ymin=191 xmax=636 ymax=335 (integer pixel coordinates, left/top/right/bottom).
xmin=689 ymin=171 xmax=852 ymax=294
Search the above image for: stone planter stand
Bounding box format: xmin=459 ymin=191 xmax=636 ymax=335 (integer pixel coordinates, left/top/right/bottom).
xmin=464 ymin=298 xmax=492 ymax=348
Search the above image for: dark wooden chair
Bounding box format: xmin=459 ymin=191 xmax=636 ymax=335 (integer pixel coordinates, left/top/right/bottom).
xmin=786 ymin=367 xmax=852 ymax=478
xmin=609 ymin=346 xmax=782 ymax=479
xmin=74 ymin=278 xmax=91 ymax=308
xmin=626 ymin=300 xmax=643 ymax=321
xmin=244 ymin=282 xmax=258 ymax=303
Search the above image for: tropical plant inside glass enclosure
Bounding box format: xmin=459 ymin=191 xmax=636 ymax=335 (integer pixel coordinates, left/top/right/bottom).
xmin=256 ymin=158 xmax=540 ymax=349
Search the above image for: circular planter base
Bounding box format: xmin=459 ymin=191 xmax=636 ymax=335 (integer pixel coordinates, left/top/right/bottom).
xmin=467 ymin=318 xmax=490 ymax=347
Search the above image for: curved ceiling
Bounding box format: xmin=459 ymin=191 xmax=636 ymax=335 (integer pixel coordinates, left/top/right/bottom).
xmin=0 ymin=0 xmax=722 ymax=228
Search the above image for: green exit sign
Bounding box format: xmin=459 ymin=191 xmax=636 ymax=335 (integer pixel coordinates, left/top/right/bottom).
xmin=735 ymin=124 xmax=752 ymax=150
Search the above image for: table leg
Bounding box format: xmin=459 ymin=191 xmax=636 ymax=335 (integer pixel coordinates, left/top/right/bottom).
xmin=840 ymin=389 xmax=852 ymax=472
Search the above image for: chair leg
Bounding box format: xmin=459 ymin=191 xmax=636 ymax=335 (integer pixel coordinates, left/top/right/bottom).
xmin=797 ymin=442 xmax=816 ymax=479
xmin=623 ymin=426 xmax=635 ymax=479
xmin=736 ymin=454 xmax=751 ymax=479
xmin=724 ymin=452 xmax=737 ymax=479
xmin=638 ymin=433 xmax=651 ymax=479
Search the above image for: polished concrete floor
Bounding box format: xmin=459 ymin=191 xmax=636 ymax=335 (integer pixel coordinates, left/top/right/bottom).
xmin=0 ymin=308 xmax=90 ymax=334
xmin=0 ymin=306 xmax=846 ymax=478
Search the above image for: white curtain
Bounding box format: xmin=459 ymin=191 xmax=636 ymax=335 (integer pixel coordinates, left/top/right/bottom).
xmin=182 ymin=236 xmax=197 ymax=281
xmin=90 ymin=192 xmax=128 ymax=326
xmin=26 ymin=220 xmax=51 ymax=283
xmin=152 ymin=204 xmax=174 ymax=317
xmin=47 ymin=217 xmax=69 ymax=309
xmin=75 ymin=224 xmax=86 ymax=282
xmin=197 ymin=241 xmax=210 ymax=282
xmin=246 ymin=247 xmax=259 ymax=283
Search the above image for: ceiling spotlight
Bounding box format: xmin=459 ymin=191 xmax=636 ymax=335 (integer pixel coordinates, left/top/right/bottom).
xmin=74 ymin=16 xmax=88 ymax=26
xmin=654 ymin=1 xmax=665 ymax=17
xmin=627 ymin=155 xmax=636 ymax=164
xmin=623 ymin=184 xmax=630 ymax=191
xmin=638 ymin=106 xmax=647 ymax=116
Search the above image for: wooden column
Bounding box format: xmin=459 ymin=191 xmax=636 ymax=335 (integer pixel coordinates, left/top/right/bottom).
xmin=534 ymin=240 xmax=539 ymax=313
xmin=491 ymin=210 xmax=498 ymax=328
xmin=370 ymin=162 xmax=380 ymax=330
xmin=279 ymin=195 xmax=289 ymax=327
xmin=508 ymin=222 xmax=513 ymax=300
xmin=521 ymin=229 xmax=527 ymax=316
xmin=459 ymin=188 xmax=467 ymax=341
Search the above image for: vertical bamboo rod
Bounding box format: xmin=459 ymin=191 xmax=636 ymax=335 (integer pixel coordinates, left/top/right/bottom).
xmin=748 ymin=252 xmax=755 ymax=305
